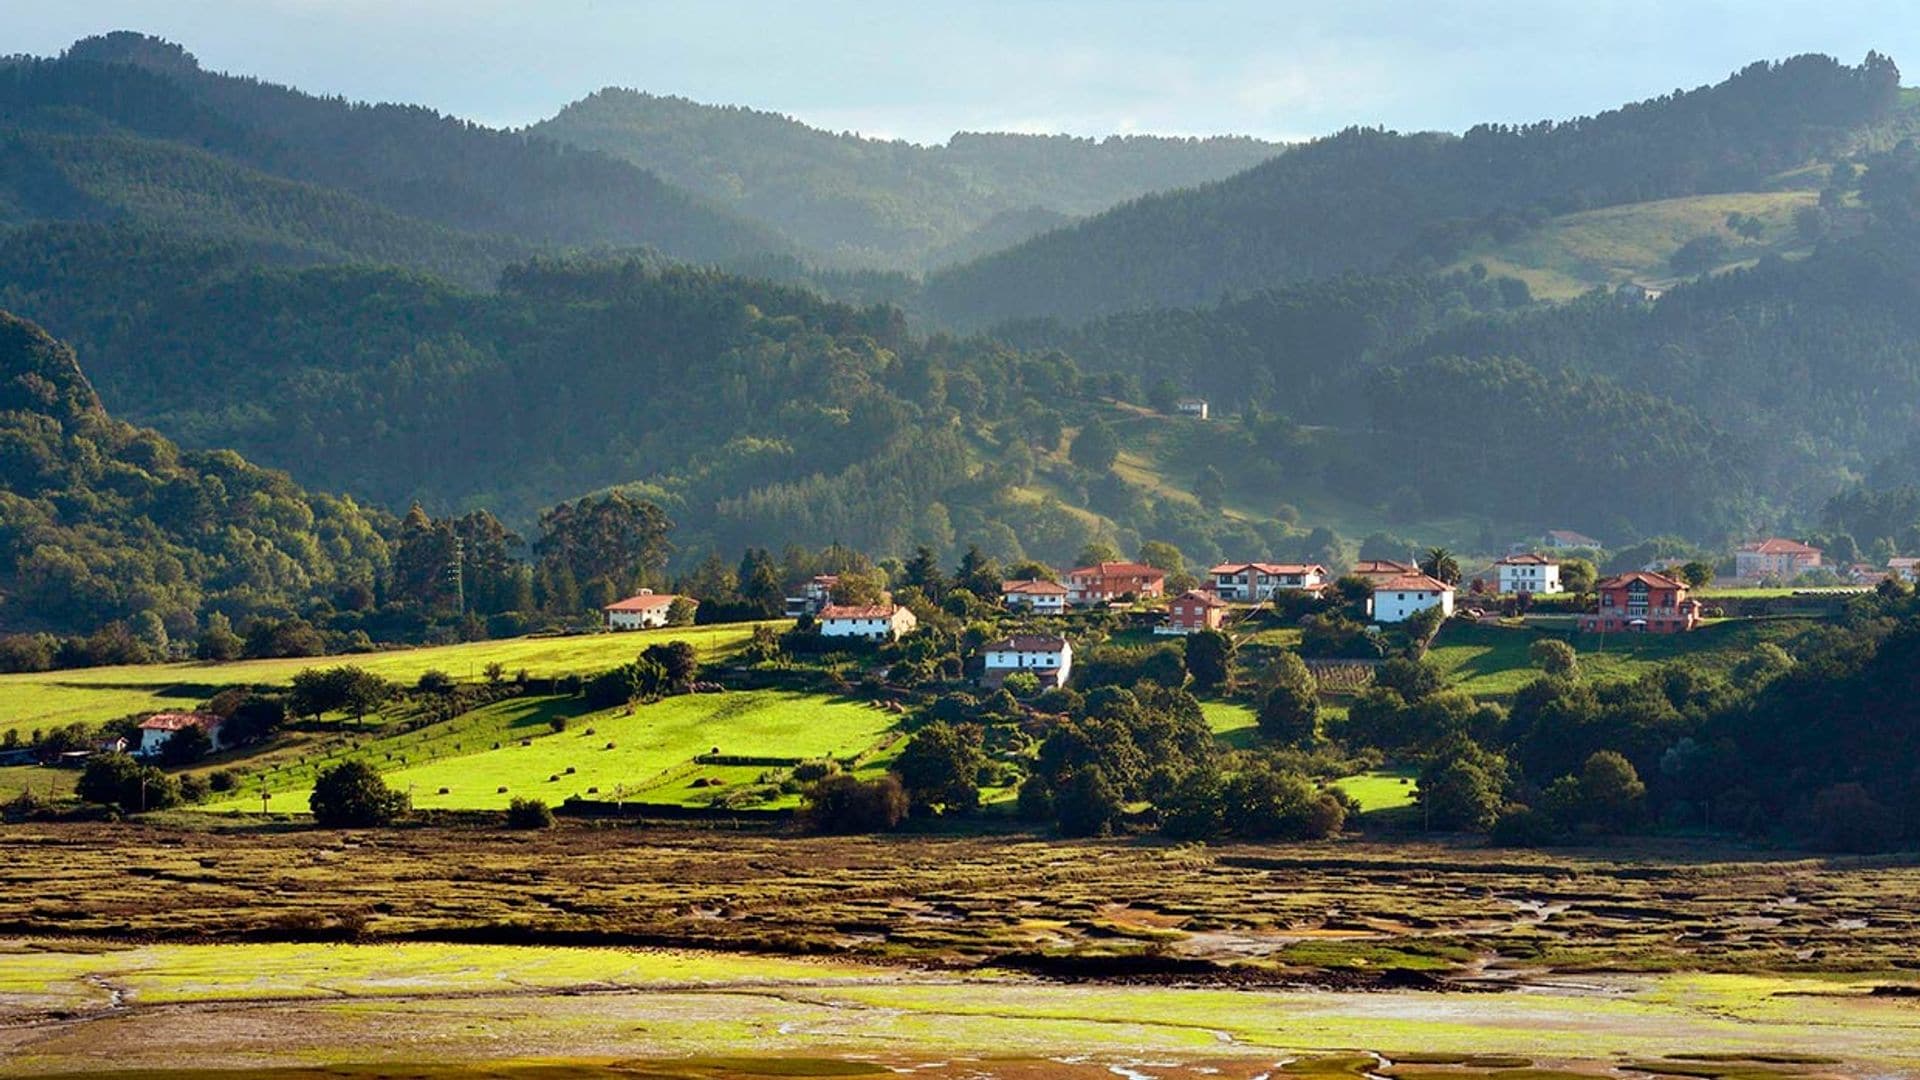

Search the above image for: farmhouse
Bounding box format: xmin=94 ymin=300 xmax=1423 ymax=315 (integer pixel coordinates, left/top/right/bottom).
xmin=1001 ymin=578 xmax=1069 ymax=613
xmin=1159 ymin=589 xmax=1228 ymax=635
xmin=783 ymin=575 xmax=839 ymax=618
xmin=1066 ymin=562 xmax=1165 ymax=606
xmin=1494 ymin=553 xmax=1562 ymax=594
xmin=136 ymin=712 xmax=226 ymax=757
xmin=1543 ymin=529 xmax=1603 ymax=551
xmin=1368 ymin=574 xmax=1456 ymax=624
xmin=1175 ymin=397 xmax=1210 ymax=420
xmin=1207 ymin=562 xmax=1327 ymax=600
xmin=1580 ymin=570 xmax=1702 ymax=633
xmin=1350 ymin=559 xmax=1419 ymax=582
xmin=1735 ymin=538 xmax=1823 ymax=581
xmin=602 ymin=590 xmax=692 ymax=630
xmin=1891 ymin=557 xmax=1918 ymax=583
xmin=819 ymin=603 xmax=917 ymax=641
xmin=980 ymin=634 xmax=1073 ymax=688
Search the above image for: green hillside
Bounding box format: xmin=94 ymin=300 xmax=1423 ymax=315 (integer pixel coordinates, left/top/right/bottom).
xmin=532 ymin=89 xmax=1279 ymax=270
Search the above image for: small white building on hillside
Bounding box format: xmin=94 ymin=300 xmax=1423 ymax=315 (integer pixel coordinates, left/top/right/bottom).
xmin=1494 ymin=553 xmax=1562 ymax=595
xmin=819 ymin=604 xmax=917 ymax=641
xmin=1001 ymin=578 xmax=1069 ymax=613
xmin=136 ymin=712 xmax=226 ymax=758
xmin=1368 ymin=574 xmax=1456 ymax=624
xmin=603 ymin=590 xmax=691 ymax=630
xmin=981 ymin=634 xmax=1072 ymax=688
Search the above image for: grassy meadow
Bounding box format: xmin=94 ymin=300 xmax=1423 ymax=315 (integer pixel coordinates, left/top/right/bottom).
xmin=1427 ymin=618 xmax=1819 ymax=697
xmin=202 ymin=689 xmax=900 ymax=812
xmin=0 ymin=622 xmax=776 ymax=740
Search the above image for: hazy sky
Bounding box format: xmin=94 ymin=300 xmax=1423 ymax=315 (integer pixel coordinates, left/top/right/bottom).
xmin=5 ymin=1 xmax=1917 ymax=144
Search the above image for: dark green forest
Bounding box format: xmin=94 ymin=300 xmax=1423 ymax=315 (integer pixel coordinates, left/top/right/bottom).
xmin=533 ymin=88 xmax=1279 ymax=270
xmin=924 ymin=53 xmax=1905 ymax=325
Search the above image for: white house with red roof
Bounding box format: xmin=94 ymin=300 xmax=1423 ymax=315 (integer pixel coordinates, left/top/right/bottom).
xmin=1891 ymin=557 xmax=1919 ymax=583
xmin=1368 ymin=573 xmax=1456 ymax=624
xmin=1735 ymin=538 xmax=1823 ymax=581
xmin=1207 ymin=562 xmax=1327 ymax=601
xmin=981 ymin=634 xmax=1073 ymax=688
xmin=819 ymin=603 xmax=917 ymax=641
xmin=1065 ymin=562 xmax=1166 ymax=606
xmin=1494 ymin=553 xmax=1562 ymax=595
xmin=1158 ymin=589 xmax=1228 ymax=635
xmin=1350 ymin=559 xmax=1419 ymax=582
xmin=1001 ymin=578 xmax=1069 ymax=613
xmin=603 ymin=590 xmax=693 ymax=631
xmin=136 ymin=712 xmax=226 ymax=758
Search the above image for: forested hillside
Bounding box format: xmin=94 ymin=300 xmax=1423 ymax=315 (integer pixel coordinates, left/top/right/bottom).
xmin=532 ymin=90 xmax=1279 ymax=270
xmin=0 ymin=33 xmax=782 ymax=286
xmin=924 ymin=53 xmax=1904 ymax=325
xmin=0 ymin=309 xmax=391 ymax=638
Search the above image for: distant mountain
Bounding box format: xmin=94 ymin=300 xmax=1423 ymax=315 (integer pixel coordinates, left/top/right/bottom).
xmin=923 ymin=53 xmax=1905 ymax=326
xmin=531 ymin=89 xmax=1279 ymax=270
xmin=0 ymin=33 xmax=785 ymax=286
xmin=0 ymin=309 xmax=391 ymax=636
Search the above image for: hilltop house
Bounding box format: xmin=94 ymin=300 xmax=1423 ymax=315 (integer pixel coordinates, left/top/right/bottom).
xmin=1207 ymin=562 xmax=1327 ymax=600
xmin=1350 ymin=559 xmax=1419 ymax=582
xmin=1891 ymin=557 xmax=1918 ymax=583
xmin=1580 ymin=571 xmax=1702 ymax=633
xmin=819 ymin=603 xmax=917 ymax=641
xmin=603 ymin=590 xmax=692 ymax=630
xmin=783 ymin=575 xmax=839 ymax=618
xmin=1066 ymin=562 xmax=1165 ymax=606
xmin=1735 ymin=538 xmax=1823 ymax=581
xmin=1175 ymin=397 xmax=1210 ymax=420
xmin=1001 ymin=578 xmax=1069 ymax=613
xmin=980 ymin=634 xmax=1073 ymax=689
xmin=1543 ymin=529 xmax=1603 ymax=551
xmin=1159 ymin=589 xmax=1228 ymax=635
xmin=1494 ymin=553 xmax=1562 ymax=595
xmin=136 ymin=712 xmax=226 ymax=758
xmin=1368 ymin=574 xmax=1456 ymax=624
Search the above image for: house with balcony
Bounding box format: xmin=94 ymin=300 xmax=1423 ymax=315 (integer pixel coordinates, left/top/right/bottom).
xmin=1207 ymin=562 xmax=1327 ymax=601
xmin=1065 ymin=562 xmax=1165 ymax=606
xmin=1494 ymin=553 xmax=1562 ymax=595
xmin=1580 ymin=571 xmax=1702 ymax=633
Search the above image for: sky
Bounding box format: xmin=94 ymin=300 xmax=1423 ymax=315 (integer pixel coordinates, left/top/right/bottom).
xmin=4 ymin=1 xmax=1917 ymax=145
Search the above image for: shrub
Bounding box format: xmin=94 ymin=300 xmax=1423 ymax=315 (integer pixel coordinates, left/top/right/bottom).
xmin=416 ymin=670 xmax=456 ymax=694
xmin=804 ymin=775 xmax=909 ymax=833
xmin=505 ymin=797 xmax=555 ymax=829
xmin=76 ymin=753 xmax=179 ymax=812
xmin=309 ymin=761 xmax=409 ymax=827
xmin=208 ymin=769 xmax=239 ymax=793
xmin=1489 ymin=804 xmax=1564 ymax=847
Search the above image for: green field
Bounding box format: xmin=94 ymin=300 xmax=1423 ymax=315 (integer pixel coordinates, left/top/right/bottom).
xmin=1427 ymin=618 xmax=1818 ymax=698
xmin=204 ymin=689 xmax=900 ymax=812
xmin=1333 ymin=766 xmax=1419 ymax=814
xmin=0 ymin=622 xmax=775 ymax=739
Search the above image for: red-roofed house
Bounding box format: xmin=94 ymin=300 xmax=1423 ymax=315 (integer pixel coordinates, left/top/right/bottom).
xmin=981 ymin=634 xmax=1073 ymax=688
xmin=1350 ymin=559 xmax=1419 ymax=581
xmin=1494 ymin=553 xmax=1562 ymax=595
xmin=136 ymin=712 xmax=226 ymax=758
xmin=1735 ymin=538 xmax=1823 ymax=581
xmin=1580 ymin=571 xmax=1702 ymax=633
xmin=603 ymin=590 xmax=694 ymax=631
xmin=1891 ymin=557 xmax=1919 ymax=584
xmin=1368 ymin=574 xmax=1456 ymax=624
xmin=1207 ymin=562 xmax=1327 ymax=600
xmin=1159 ymin=589 xmax=1228 ymax=635
xmin=819 ymin=604 xmax=917 ymax=641
xmin=1001 ymin=578 xmax=1069 ymax=613
xmin=1066 ymin=562 xmax=1165 ymax=606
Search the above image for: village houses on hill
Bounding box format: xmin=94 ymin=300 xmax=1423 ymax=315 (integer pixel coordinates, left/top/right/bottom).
xmin=1065 ymin=562 xmax=1166 ymax=606
xmin=1735 ymin=538 xmax=1823 ymax=581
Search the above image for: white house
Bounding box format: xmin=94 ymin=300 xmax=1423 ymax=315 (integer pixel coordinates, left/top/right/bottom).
xmin=1175 ymin=397 xmax=1210 ymax=420
xmin=1543 ymin=529 xmax=1603 ymax=551
xmin=1891 ymin=557 xmax=1918 ymax=583
xmin=1207 ymin=562 xmax=1327 ymax=600
xmin=1368 ymin=573 xmax=1456 ymax=624
xmin=1494 ymin=553 xmax=1562 ymax=595
xmin=603 ymin=590 xmax=692 ymax=630
xmin=136 ymin=712 xmax=226 ymax=758
xmin=1001 ymin=578 xmax=1068 ymax=613
xmin=819 ymin=603 xmax=917 ymax=641
xmin=783 ymin=575 xmax=839 ymax=618
xmin=981 ymin=634 xmax=1072 ymax=688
